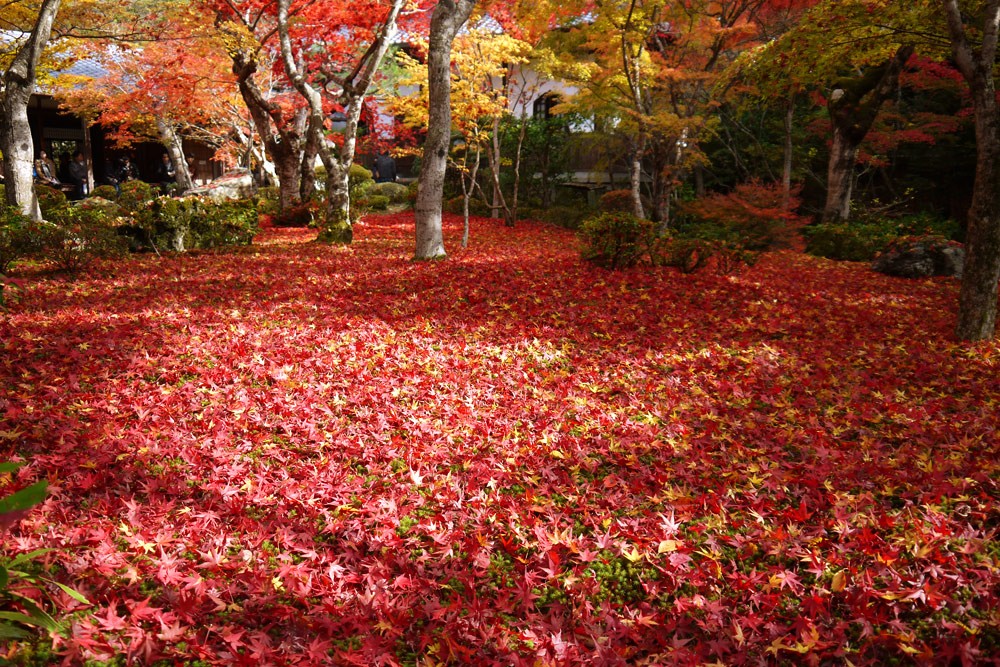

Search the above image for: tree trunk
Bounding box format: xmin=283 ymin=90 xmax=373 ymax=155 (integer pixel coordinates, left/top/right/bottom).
xmin=629 ymin=137 xmax=645 ymax=219
xmin=823 ymin=129 xmax=860 ymax=222
xmin=782 ymin=94 xmax=794 ymax=210
xmin=319 ymin=165 xmax=352 ymax=244
xmin=413 ymin=0 xmax=478 ymax=260
xmin=957 ymin=90 xmax=1000 ymax=339
xmin=231 ymin=55 xmax=303 ymax=211
xmin=821 ymin=44 xmax=913 ymax=222
xmin=0 ymin=0 xmax=62 ymax=220
xmin=156 ymin=119 xmax=193 ymax=191
xmin=943 ymin=0 xmax=1000 ymax=340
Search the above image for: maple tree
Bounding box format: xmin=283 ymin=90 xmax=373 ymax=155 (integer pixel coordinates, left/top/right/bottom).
xmin=387 ymin=28 xmax=532 ymax=243
xmin=533 ymin=0 xmax=780 ymax=226
xmin=276 ymin=0 xmax=405 ymax=244
xmin=413 ymin=0 xmax=479 ymax=260
xmin=2 ymin=212 xmax=999 ymax=663
xmin=1 ymin=0 xmax=64 ymax=219
xmin=56 ymin=5 xmax=242 ymax=192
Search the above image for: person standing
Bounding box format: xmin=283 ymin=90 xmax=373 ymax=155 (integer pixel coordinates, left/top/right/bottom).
xmin=373 ymin=150 xmax=397 ymax=183
xmin=68 ymin=151 xmax=89 ymax=199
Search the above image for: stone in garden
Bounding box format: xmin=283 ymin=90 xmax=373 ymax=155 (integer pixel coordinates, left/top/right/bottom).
xmin=185 ymin=170 xmax=254 ymax=201
xmin=872 ymin=237 xmax=965 ymax=279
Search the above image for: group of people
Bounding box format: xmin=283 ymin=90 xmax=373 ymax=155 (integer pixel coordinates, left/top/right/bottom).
xmin=33 ymin=150 xmax=90 ymax=199
xmin=35 ymin=150 xmax=184 ymax=197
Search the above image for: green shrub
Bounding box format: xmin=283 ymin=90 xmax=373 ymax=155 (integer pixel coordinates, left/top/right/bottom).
xmin=77 ymin=196 xmax=123 ymax=220
xmin=366 ymin=195 xmax=390 ymax=211
xmin=367 ymin=181 xmax=409 ymax=204
xmin=90 ymin=185 xmax=119 ymax=201
xmin=541 ymin=205 xmax=592 ymax=230
xmin=256 ymin=187 xmax=281 ymax=218
xmin=579 ymin=211 xmax=654 ymax=269
xmin=406 ymin=181 xmax=419 ymax=205
xmin=40 ymin=208 xmax=128 ymax=275
xmin=34 ymin=185 xmax=66 ymax=218
xmin=189 ymin=198 xmax=258 ymax=248
xmin=804 ymin=223 xmax=895 ymax=261
xmin=117 ymin=180 xmax=156 ymax=213
xmin=349 ymin=163 xmax=374 ymax=200
xmin=0 ymin=206 xmax=47 ymax=273
xmin=806 ymin=210 xmax=961 ymax=263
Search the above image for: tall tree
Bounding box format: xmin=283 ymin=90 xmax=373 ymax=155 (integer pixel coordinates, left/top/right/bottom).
xmin=413 ymin=0 xmax=478 ymax=260
xmin=1 ymin=0 xmax=63 ymax=219
xmin=212 ymin=3 xmax=309 ymax=211
xmin=276 ymin=0 xmax=404 ymax=243
xmin=941 ymin=0 xmax=1000 ymax=340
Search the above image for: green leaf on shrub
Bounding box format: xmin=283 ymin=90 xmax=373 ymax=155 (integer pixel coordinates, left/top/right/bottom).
xmin=0 ymin=480 xmax=47 ymax=514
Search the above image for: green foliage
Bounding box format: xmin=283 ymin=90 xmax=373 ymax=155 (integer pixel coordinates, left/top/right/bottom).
xmin=405 ymin=181 xmax=419 ymax=206
xmin=538 ymin=205 xmax=593 ymax=230
xmin=34 ymin=185 xmax=66 ymax=218
xmin=349 ymin=164 xmax=374 ymax=200
xmin=0 ymin=461 xmax=89 ymax=642
xmin=579 ymin=211 xmax=654 ymax=270
xmin=804 ymin=223 xmax=892 ymax=261
xmin=189 ymin=199 xmax=258 ymax=248
xmin=77 ymin=196 xmax=123 ymax=221
xmin=90 ymin=185 xmax=119 ymax=201
xmin=0 ymin=206 xmax=47 ymax=273
xmin=41 ymin=207 xmax=128 ymax=276
xmin=128 ymin=197 xmax=258 ymax=251
xmin=366 ymin=181 xmax=409 ymax=204
xmin=802 ymin=210 xmax=958 ymax=262
xmin=116 ymin=180 xmax=156 ymax=214
xmin=364 ymin=195 xmax=390 ymax=211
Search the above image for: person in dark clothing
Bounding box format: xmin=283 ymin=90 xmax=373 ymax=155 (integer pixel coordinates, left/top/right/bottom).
xmin=117 ymin=156 xmax=139 ymax=183
xmin=373 ymin=151 xmax=397 ymax=183
xmin=68 ymin=152 xmax=89 ymax=199
xmin=156 ymin=153 xmax=177 ymax=193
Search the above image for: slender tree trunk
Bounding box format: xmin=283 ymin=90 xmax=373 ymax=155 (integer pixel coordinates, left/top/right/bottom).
xmin=943 ymin=0 xmax=1000 ymax=340
xmin=461 ymin=145 xmax=480 ymax=247
xmin=629 ymin=136 xmax=645 ymax=219
xmin=821 ymin=44 xmax=913 ymax=222
xmin=782 ymin=93 xmax=795 ymax=211
xmin=487 ymin=116 xmax=512 ymax=226
xmin=0 ymin=0 xmax=62 ymax=220
xmin=414 ymin=0 xmax=477 ymax=260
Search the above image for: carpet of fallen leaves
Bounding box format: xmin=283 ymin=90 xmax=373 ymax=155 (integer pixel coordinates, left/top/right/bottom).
xmin=1 ymin=213 xmax=999 ymax=666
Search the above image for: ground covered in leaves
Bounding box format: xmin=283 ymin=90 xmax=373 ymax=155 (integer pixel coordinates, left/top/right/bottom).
xmin=1 ymin=213 xmax=998 ymax=665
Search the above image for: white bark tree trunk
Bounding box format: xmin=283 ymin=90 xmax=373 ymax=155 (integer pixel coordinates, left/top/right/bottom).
xmin=0 ymin=0 xmax=62 ymax=220
xmin=277 ymin=0 xmax=403 ymax=244
xmin=413 ymin=0 xmax=478 ymax=260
